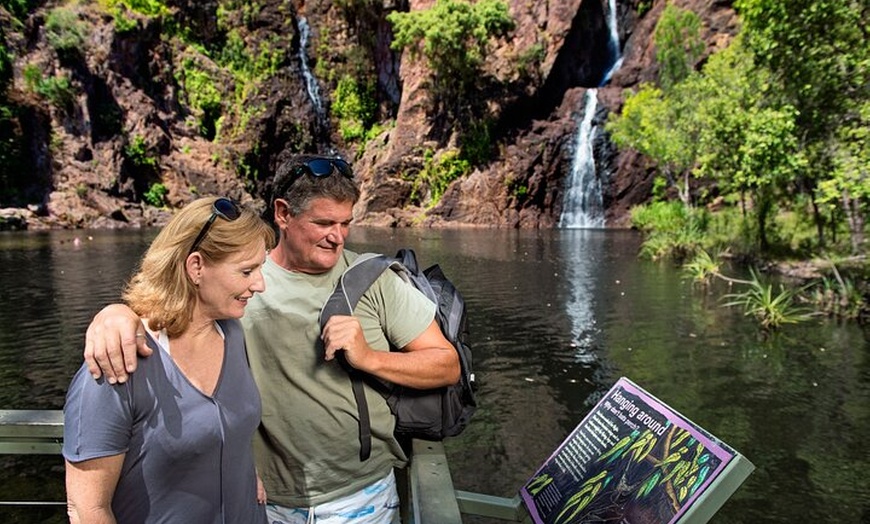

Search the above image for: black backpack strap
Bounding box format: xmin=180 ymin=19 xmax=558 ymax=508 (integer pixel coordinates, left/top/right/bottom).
xmin=320 ymin=254 xmax=394 ymax=461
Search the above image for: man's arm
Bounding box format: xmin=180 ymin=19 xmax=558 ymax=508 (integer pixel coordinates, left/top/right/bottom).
xmin=83 ymin=304 xmax=150 ymax=384
xmin=321 ymin=317 xmax=460 ymax=389
xmin=65 ymin=455 xmax=125 ymax=524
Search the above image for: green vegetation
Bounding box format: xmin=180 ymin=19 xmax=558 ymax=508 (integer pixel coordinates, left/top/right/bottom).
xmin=210 ymin=12 xmax=285 ymax=141
xmin=331 ymin=73 xmax=391 ymax=156
xmin=412 ymin=149 xmax=471 ymax=207
xmin=22 ymin=64 xmax=75 ymax=109
xmin=387 ymin=0 xmax=511 ymax=202
xmin=682 ymin=246 xmax=868 ymax=328
xmin=332 ymin=75 xmax=377 ymax=142
xmin=124 ymin=135 xmax=157 ymax=168
xmin=0 ymin=105 xmax=25 ymax=204
xmin=107 ymin=0 xmax=171 ymax=17
xmin=653 ymin=5 xmax=704 ymax=90
xmin=459 ymin=118 xmax=494 ymax=166
xmin=516 ymin=42 xmax=545 ymax=82
xmin=630 ymin=201 xmax=706 ymax=260
xmin=0 ymin=27 xmax=19 ymax=198
xmin=217 ymin=30 xmax=282 ymax=85
xmin=808 ymin=266 xmax=865 ymax=320
xmin=607 ymin=1 xmax=868 ymax=265
xmin=722 ymin=269 xmax=812 ymax=330
xmin=1 ymin=0 xmax=36 ymax=19
xmin=143 ymin=182 xmax=167 ymax=207
xmin=45 ymin=6 xmax=88 ymax=56
xmin=97 ymin=0 xmax=172 ymax=32
xmin=0 ymin=38 xmax=9 ymax=86
xmin=387 ymin=0 xmax=514 ymax=119
xmin=175 ymin=57 xmax=223 ymax=139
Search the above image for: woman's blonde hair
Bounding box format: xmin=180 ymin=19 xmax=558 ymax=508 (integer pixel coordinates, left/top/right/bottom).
xmin=123 ymin=197 xmax=275 ymax=337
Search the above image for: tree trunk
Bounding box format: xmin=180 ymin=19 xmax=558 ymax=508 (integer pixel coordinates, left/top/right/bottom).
xmin=842 ymin=189 xmax=866 ymax=255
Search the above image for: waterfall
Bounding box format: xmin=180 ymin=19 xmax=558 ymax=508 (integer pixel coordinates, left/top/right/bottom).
xmin=298 ymin=18 xmax=324 ymax=119
xmin=600 ymin=0 xmax=624 ymax=85
xmin=559 ymin=0 xmax=622 ymax=228
xmin=559 ymin=89 xmax=605 ymax=229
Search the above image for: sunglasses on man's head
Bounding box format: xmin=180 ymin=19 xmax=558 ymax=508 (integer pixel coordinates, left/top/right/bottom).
xmin=292 ymin=157 xmax=353 ymax=182
xmin=188 ymin=197 xmax=241 ymax=255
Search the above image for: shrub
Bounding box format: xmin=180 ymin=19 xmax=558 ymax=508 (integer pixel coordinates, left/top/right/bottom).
xmin=388 ymin=0 xmax=514 ymax=115
xmin=631 ymin=201 xmax=708 ymax=260
xmin=45 ymin=7 xmax=88 ymax=55
xmin=124 ymin=135 xmax=157 ymax=168
xmin=459 ymin=119 xmax=493 ymax=166
xmin=2 ymin=0 xmax=35 ymax=19
xmin=332 ymin=75 xmax=376 ymax=142
xmin=176 ymin=57 xmax=223 ymax=139
xmin=22 ymin=64 xmax=75 ymax=109
xmin=806 ymin=265 xmax=867 ymax=319
xmin=143 ymin=182 xmax=167 ymax=207
xmin=722 ymin=268 xmax=813 ymax=330
xmin=412 ymin=149 xmax=470 ymax=206
xmin=516 ymin=42 xmax=545 ymax=81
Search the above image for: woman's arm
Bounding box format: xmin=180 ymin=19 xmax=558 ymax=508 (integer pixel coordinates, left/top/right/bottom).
xmin=65 ymin=455 xmax=124 ymax=524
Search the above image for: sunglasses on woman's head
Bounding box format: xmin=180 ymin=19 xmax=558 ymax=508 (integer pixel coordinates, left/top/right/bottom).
xmin=188 ymin=197 xmax=241 ymax=255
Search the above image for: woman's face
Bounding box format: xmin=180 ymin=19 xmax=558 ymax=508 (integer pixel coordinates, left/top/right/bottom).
xmin=195 ymin=239 xmax=268 ymax=320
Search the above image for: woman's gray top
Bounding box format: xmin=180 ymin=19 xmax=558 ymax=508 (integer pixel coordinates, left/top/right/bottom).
xmin=63 ymin=318 xmax=266 ymax=524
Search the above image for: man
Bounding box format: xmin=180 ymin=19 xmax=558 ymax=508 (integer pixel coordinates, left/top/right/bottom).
xmin=83 ymin=154 xmax=461 ymax=524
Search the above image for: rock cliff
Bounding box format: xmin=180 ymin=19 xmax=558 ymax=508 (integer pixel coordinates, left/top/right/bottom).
xmin=0 ymin=0 xmax=737 ymax=230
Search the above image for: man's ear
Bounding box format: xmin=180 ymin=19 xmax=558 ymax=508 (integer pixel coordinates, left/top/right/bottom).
xmin=273 ymin=198 xmax=291 ymax=228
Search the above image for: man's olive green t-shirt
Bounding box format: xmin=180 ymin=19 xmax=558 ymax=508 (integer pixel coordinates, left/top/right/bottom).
xmin=242 ymin=250 xmax=435 ymax=507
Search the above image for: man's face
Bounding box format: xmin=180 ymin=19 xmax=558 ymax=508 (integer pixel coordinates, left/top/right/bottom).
xmin=274 ymin=197 xmax=354 ymax=274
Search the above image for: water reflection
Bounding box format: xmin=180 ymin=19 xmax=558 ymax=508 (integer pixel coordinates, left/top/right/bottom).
xmin=558 ymin=229 xmax=604 ymax=365
xmin=0 ymin=227 xmax=868 ymax=523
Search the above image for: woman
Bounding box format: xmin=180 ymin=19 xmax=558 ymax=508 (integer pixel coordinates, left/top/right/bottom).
xmin=63 ymin=197 xmax=275 ymax=523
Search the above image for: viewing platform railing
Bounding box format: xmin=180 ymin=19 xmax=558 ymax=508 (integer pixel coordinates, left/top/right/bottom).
xmin=0 ymin=410 xmax=531 ymax=523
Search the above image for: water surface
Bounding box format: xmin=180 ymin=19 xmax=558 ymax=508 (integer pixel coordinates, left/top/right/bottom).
xmin=0 ymin=227 xmax=867 ymax=523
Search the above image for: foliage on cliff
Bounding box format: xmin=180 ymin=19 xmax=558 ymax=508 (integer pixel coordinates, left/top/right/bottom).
xmin=607 ymin=2 xmax=868 ymax=259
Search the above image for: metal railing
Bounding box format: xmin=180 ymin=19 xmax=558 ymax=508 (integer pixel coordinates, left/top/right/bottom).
xmin=0 ymin=410 xmax=530 ymax=523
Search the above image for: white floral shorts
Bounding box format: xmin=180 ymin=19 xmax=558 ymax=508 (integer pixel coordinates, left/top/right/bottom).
xmin=266 ymin=470 xmax=400 ymax=524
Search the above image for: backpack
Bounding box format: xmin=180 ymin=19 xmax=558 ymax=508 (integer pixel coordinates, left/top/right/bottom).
xmin=320 ymin=248 xmax=477 ymax=461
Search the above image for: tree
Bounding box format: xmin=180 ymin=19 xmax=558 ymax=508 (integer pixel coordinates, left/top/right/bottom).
xmin=610 ymin=30 xmax=806 ymax=252
xmin=691 ymin=39 xmax=805 ymax=251
xmin=387 ymin=0 xmax=514 ymax=121
xmin=817 ymin=101 xmax=870 ymax=254
xmin=606 ymin=84 xmax=699 ymax=207
xmin=654 ymin=4 xmax=705 ymax=91
xmin=606 ymin=6 xmax=707 ymax=207
xmin=735 ymin=0 xmax=865 ymax=144
xmin=735 ymin=0 xmax=869 ymax=248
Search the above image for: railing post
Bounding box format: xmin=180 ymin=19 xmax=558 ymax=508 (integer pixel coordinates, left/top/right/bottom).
xmin=407 ymin=439 xmax=462 ymax=524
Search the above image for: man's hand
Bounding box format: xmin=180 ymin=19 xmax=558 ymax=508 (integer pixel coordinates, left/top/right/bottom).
xmin=83 ymin=304 xmax=150 ymax=384
xmin=323 ymin=318 xmax=460 ymax=389
xmin=320 ymin=315 xmax=372 ymax=369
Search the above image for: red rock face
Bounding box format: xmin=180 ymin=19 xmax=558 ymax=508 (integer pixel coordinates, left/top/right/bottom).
xmin=351 ymin=0 xmax=737 ymax=228
xmin=1 ymin=0 xmax=736 ymax=229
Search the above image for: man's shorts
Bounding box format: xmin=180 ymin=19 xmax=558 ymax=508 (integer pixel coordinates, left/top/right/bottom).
xmin=266 ymin=470 xmax=401 ymax=524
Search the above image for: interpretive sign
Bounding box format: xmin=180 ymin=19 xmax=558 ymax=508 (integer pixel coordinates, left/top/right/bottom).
xmin=520 ymin=377 xmax=754 ymax=524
